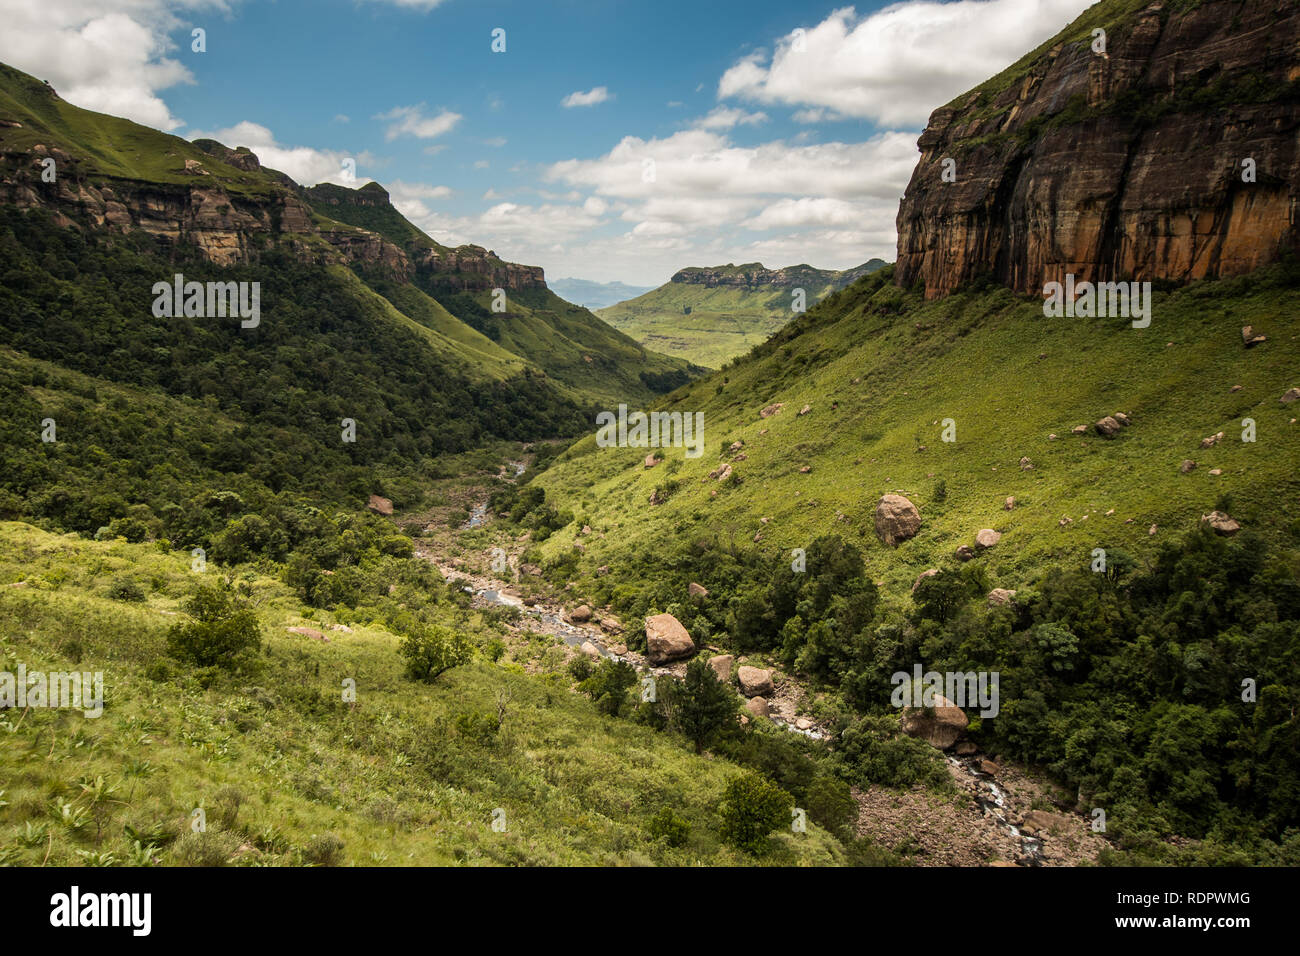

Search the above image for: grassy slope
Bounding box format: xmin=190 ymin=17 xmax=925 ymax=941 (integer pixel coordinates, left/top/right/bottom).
xmin=600 ymin=263 xmax=885 ymax=369
xmin=535 ymin=266 xmax=1300 ymax=597
xmin=0 ymin=521 xmax=844 ymax=866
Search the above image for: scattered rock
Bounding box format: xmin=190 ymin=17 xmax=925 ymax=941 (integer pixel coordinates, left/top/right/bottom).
xmin=1113 ymin=412 xmax=1130 ymax=426
xmin=1004 ymin=496 xmax=1015 ymax=511
xmin=728 ymin=440 xmax=745 ymax=454
xmin=987 ymin=588 xmax=1017 ymax=607
xmin=1201 ymin=511 xmax=1240 ymax=535
xmin=709 ymin=463 xmax=733 ymax=482
xmin=1071 ymin=425 xmax=1088 ymax=435
xmin=796 ymin=717 xmax=813 ymax=731
xmin=1019 ymin=456 xmax=1033 ymax=470
xmin=1230 ymin=385 xmax=1243 ymax=392
xmin=955 ymin=741 xmax=978 ymax=756
xmin=978 ymin=759 xmax=1000 ymax=776
xmin=1200 ymin=431 xmax=1225 ymax=448
xmin=760 ymin=403 xmax=785 ymax=418
xmin=612 ymin=643 xmax=628 ymax=656
xmin=708 ymin=654 xmax=734 ymax=682
xmin=798 ymin=404 xmax=811 ymax=416
xmin=1281 ymin=388 xmax=1300 ymax=404
xmin=287 ymin=626 xmax=327 ymax=642
xmin=1048 ymin=433 xmax=1058 ymax=440
xmin=1242 ymin=325 xmax=1267 ymax=347
xmin=912 ymin=568 xmax=940 ymax=592
xmin=799 ymin=465 xmax=811 ymax=473
xmin=737 ymin=665 xmax=775 ymax=698
xmin=874 ymin=494 xmax=922 ymax=546
xmin=975 ymin=528 xmax=1002 ymax=550
xmin=901 ymin=694 xmax=968 ymax=749
xmin=568 ymin=605 xmax=592 ymax=623
xmin=954 ymin=544 xmax=975 ymax=561
xmin=644 ymin=454 xmax=660 ymax=468
xmin=1095 ymin=416 xmax=1122 ymax=437
xmin=644 ymin=613 xmax=696 ymax=664
xmin=1179 ymin=459 xmax=1196 ymax=473
xmin=745 ymin=696 xmax=771 ymax=719
xmin=1209 ymin=468 xmax=1222 ymax=476
xmin=1148 ymin=524 xmax=1158 ymax=536
xmin=579 ymin=641 xmax=601 ymax=658
xmin=1021 ymin=810 xmax=1073 ymax=837
xmin=367 ymin=494 xmax=393 ymax=516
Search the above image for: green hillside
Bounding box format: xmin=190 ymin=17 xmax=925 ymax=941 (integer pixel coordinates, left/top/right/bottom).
xmin=600 ymin=260 xmax=885 ymax=368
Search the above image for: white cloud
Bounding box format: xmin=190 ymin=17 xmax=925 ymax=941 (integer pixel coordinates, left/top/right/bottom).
xmin=483 ymin=136 xmax=507 ymax=147
xmin=561 ymin=86 xmax=612 ymax=108
xmin=742 ymin=196 xmax=868 ymax=230
xmin=360 ymin=0 xmax=449 ymax=9
xmin=719 ymin=0 xmax=1094 ymax=128
xmin=186 ymin=121 xmax=372 ymax=187
xmin=0 ymin=0 xmax=221 ymax=131
xmin=332 ymin=114 xmax=351 ymax=124
xmin=692 ymin=106 xmax=769 ymax=130
xmin=376 ymin=104 xmax=462 ymax=141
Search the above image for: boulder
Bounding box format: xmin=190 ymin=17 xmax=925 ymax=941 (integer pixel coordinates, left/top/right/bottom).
xmin=367 ymin=494 xmax=394 ymax=516
xmin=644 ymin=613 xmax=695 ymax=664
xmin=745 ymin=696 xmax=771 ymax=719
xmin=1200 ymin=431 xmax=1225 ymax=448
xmin=1281 ymin=387 xmax=1300 ymax=404
xmin=688 ymin=582 xmax=708 ymax=600
xmin=709 ymin=463 xmax=733 ymax=481
xmin=1095 ymin=416 xmax=1122 ymax=437
xmin=1071 ymin=424 xmax=1088 ymax=434
xmin=954 ymin=544 xmax=975 ymax=561
xmin=1019 ymin=456 xmax=1033 ymax=470
xmin=1021 ymin=810 xmax=1073 ymax=837
xmin=729 ymin=440 xmax=745 ymax=454
xmin=1004 ymin=496 xmax=1015 ymax=511
xmin=799 ymin=404 xmax=811 ymax=416
xmin=1113 ymin=412 xmax=1131 ymax=426
xmin=874 ymin=494 xmax=921 ymax=546
xmin=579 ymin=641 xmax=602 ymax=658
xmin=901 ymin=693 xmax=968 ymax=749
xmin=287 ymin=626 xmax=327 ymax=642
xmin=568 ymin=605 xmax=592 ymax=623
xmin=1201 ymin=511 xmax=1241 ymax=535
xmin=912 ymin=568 xmax=940 ymax=592
xmin=1242 ymin=325 xmax=1267 ymax=347
xmin=1179 ymin=459 xmax=1196 ymax=473
xmin=708 ymin=654 xmax=734 ymax=682
xmin=987 ymin=588 xmax=1017 ymax=607
xmin=975 ymin=528 xmax=1002 ymax=550
xmin=795 ymin=718 xmax=813 ymax=731
xmin=736 ymin=665 xmax=775 ymax=697
xmin=978 ymin=759 xmax=1000 ymax=776
xmin=955 ymin=741 xmax=978 ymax=756
xmin=759 ymin=403 xmax=785 ymax=418
xmin=644 ymin=454 xmax=659 ymax=468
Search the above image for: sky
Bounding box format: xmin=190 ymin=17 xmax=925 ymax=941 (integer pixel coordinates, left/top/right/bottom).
xmin=0 ymin=0 xmax=1095 ymax=286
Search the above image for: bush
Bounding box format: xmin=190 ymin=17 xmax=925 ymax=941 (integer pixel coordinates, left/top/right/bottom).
xmin=719 ymin=773 xmax=794 ymax=855
xmin=578 ymin=658 xmax=638 ymax=716
xmin=165 ymin=581 xmax=262 ymax=672
xmin=107 ymin=576 xmax=145 ymax=602
xmin=303 ymin=833 xmax=345 ymax=867
xmin=398 ymin=623 xmax=473 ymax=683
xmin=646 ymin=807 xmax=690 ymax=847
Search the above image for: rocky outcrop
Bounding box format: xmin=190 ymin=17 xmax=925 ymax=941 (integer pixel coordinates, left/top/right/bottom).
xmin=670 ymin=260 xmax=883 ymax=289
xmin=895 ymin=0 xmax=1300 ymax=299
xmin=901 ymin=694 xmax=968 ymax=749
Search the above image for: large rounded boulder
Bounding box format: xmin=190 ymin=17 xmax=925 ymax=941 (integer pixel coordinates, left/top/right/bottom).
xmin=644 ymin=613 xmax=696 ymax=665
xmin=874 ymin=494 xmax=921 ymax=546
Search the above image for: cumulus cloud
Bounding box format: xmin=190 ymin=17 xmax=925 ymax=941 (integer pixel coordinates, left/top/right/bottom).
xmin=0 ymin=0 xmax=224 ymax=131
xmin=561 ymin=86 xmax=612 ymax=108
xmin=718 ymin=0 xmax=1094 ymax=127
xmin=186 ymin=120 xmax=373 ymax=187
xmin=692 ymin=107 xmax=769 ymax=130
xmin=376 ymin=104 xmax=462 ymax=141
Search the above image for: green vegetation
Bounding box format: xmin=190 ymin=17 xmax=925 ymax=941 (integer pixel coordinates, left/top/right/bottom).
xmin=599 ymin=260 xmax=884 ymax=368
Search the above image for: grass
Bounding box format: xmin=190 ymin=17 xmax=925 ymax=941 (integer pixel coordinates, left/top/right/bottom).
xmin=0 ymin=521 xmax=846 ymax=866
xmin=533 ymin=264 xmax=1300 ymax=599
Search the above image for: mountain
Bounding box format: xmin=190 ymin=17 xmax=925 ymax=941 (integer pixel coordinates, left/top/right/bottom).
xmin=0 ymin=61 xmax=699 ymax=410
xmin=549 ymin=277 xmax=657 ymax=310
xmin=519 ymin=0 xmax=1300 ymax=863
xmin=598 ymin=259 xmax=886 ymax=368
xmin=895 ymin=0 xmax=1300 ymax=298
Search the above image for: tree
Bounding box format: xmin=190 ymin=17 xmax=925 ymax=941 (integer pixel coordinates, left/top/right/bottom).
xmin=165 ymin=581 xmax=261 ymax=671
xmin=399 ymin=623 xmax=473 ymax=683
xmin=719 ymin=773 xmax=794 ymax=854
xmin=578 ymin=658 xmax=638 ymax=716
xmin=665 ymin=657 xmax=738 ymax=754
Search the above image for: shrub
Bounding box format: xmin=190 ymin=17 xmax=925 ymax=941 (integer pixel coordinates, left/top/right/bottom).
xmin=578 ymin=658 xmax=638 ymax=716
xmin=398 ymin=623 xmax=473 ymax=683
xmin=646 ymin=807 xmax=690 ymax=847
xmin=165 ymin=581 xmax=262 ymax=672
xmin=108 ymin=576 xmax=145 ymax=602
xmin=719 ymin=773 xmax=794 ymax=855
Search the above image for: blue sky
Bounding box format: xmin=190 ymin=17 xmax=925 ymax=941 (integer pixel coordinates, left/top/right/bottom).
xmin=1 ymin=0 xmax=1094 ymax=284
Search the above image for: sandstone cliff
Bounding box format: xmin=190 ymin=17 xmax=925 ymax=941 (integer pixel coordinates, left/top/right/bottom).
xmin=895 ymin=0 xmax=1300 ymax=299
xmin=671 ymin=260 xmax=884 ymax=289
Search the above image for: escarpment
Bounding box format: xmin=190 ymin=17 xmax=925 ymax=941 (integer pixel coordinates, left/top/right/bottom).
xmin=895 ymin=0 xmax=1300 ymax=299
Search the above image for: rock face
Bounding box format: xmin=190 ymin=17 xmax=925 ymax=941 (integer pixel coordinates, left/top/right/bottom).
xmin=736 ymin=666 xmax=775 ymax=698
xmin=894 ymin=0 xmax=1300 ymax=299
xmin=670 ymin=261 xmax=881 ymax=289
xmin=644 ymin=613 xmax=696 ymax=665
xmin=901 ymin=694 xmax=969 ymax=749
xmin=875 ymin=494 xmax=922 ymax=546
